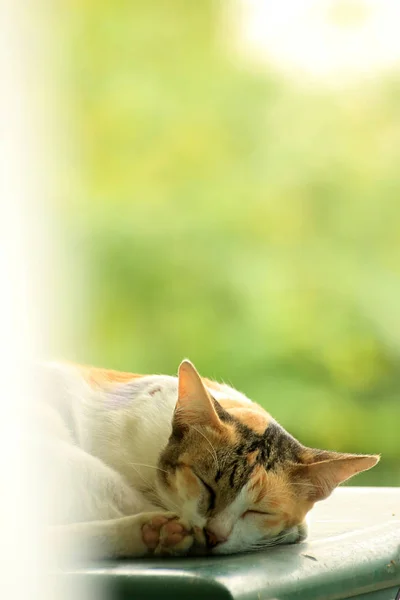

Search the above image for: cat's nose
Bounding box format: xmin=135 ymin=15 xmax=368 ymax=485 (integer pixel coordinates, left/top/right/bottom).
xmin=205 ymin=528 xmax=228 ymax=548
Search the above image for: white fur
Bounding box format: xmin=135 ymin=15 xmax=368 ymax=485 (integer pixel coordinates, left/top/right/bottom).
xmin=39 ymin=365 xmax=178 ymax=525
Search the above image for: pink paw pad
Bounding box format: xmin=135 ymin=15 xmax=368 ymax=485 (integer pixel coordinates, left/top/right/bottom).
xmin=141 ymin=515 xmax=194 ymax=555
xmin=142 ymin=516 xmax=169 ymax=549
xmin=161 ymin=521 xmax=188 ymax=547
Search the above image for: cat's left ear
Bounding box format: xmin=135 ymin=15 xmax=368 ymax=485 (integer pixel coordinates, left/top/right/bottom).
xmin=293 ymin=452 xmax=379 ymax=502
xmin=174 ymin=360 xmax=222 ymax=430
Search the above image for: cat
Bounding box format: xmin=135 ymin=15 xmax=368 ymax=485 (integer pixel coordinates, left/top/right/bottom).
xmin=37 ymin=359 xmax=379 ymax=560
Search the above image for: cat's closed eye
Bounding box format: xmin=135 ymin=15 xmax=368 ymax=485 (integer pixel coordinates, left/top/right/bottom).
xmin=196 ymin=474 xmax=216 ymax=511
xmin=241 ymin=509 xmax=274 ymax=518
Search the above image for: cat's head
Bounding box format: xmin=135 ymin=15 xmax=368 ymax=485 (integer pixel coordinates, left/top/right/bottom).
xmin=157 ymin=360 xmax=379 ymax=555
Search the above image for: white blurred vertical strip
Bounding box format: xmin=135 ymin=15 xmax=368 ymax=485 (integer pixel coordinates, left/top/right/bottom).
xmin=0 ymin=0 xmax=67 ymax=599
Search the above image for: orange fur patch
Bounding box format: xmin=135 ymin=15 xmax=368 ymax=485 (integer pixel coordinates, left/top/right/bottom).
xmin=228 ymin=407 xmax=269 ymax=434
xmin=176 ymin=463 xmax=202 ymax=499
xmin=242 ymin=460 xmax=313 ymax=535
xmin=183 ymin=468 xmax=200 ymax=497
xmin=262 ymin=516 xmax=281 ymax=529
xmin=76 ymin=365 xmax=143 ymax=389
xmin=247 ymin=450 xmax=260 ymax=466
xmin=221 ymin=422 xmax=242 ymax=445
xmin=217 ymin=399 xmax=244 ymax=410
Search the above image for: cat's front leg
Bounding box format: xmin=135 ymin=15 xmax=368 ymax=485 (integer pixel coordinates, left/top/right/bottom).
xmin=51 ymin=511 xmax=206 ymax=560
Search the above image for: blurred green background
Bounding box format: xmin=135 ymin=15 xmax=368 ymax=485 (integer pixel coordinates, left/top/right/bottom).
xmin=62 ymin=0 xmax=399 ymax=485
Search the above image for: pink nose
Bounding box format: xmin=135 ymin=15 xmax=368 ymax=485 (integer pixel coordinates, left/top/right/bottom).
xmin=205 ymin=528 xmax=227 ymax=548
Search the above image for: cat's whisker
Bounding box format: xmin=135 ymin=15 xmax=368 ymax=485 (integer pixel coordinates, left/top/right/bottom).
xmin=191 ymin=425 xmax=219 ymax=470
xmin=274 ymin=532 xmax=295 ymax=544
xmin=127 ymin=461 xmax=184 ymax=513
xmin=244 ymin=538 xmax=281 ymax=552
xmin=203 ymin=447 xmax=220 ymax=467
xmin=127 ymin=462 xmax=161 ymax=494
xmin=246 ymin=527 xmax=300 ymax=552
xmin=290 ymin=481 xmax=318 ymax=487
xmin=127 ymin=462 xmax=168 ymax=474
xmin=291 ymin=481 xmax=320 ymax=490
xmin=127 ymin=461 xmax=153 ymax=488
xmin=163 ymin=497 xmax=183 ymax=513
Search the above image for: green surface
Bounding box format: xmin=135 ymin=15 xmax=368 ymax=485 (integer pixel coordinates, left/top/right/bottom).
xmin=63 ymin=487 xmax=400 ymax=600
xmin=353 ymin=590 xmax=400 ymax=600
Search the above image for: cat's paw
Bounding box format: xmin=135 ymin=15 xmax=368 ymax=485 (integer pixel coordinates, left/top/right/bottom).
xmin=141 ymin=514 xmax=194 ymax=556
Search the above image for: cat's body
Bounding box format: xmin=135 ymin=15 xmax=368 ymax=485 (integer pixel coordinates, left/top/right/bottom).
xmin=37 ymin=360 xmax=378 ymax=560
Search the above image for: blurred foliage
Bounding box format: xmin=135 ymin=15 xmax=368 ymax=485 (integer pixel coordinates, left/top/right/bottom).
xmin=62 ymin=0 xmax=399 ymax=485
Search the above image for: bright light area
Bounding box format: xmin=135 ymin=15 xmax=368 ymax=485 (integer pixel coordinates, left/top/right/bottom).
xmin=231 ymin=0 xmax=400 ymax=85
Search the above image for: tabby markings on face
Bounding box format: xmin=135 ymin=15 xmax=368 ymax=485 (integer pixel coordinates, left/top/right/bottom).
xmin=156 ymin=360 xmax=379 ymax=554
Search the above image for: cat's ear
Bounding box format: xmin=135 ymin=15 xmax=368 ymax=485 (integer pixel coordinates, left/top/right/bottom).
xmin=293 ymin=453 xmax=379 ymax=502
xmin=174 ymin=360 xmax=222 ymax=430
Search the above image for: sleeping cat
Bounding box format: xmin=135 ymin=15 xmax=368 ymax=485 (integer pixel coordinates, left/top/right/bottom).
xmin=38 ymin=359 xmax=378 ymax=560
